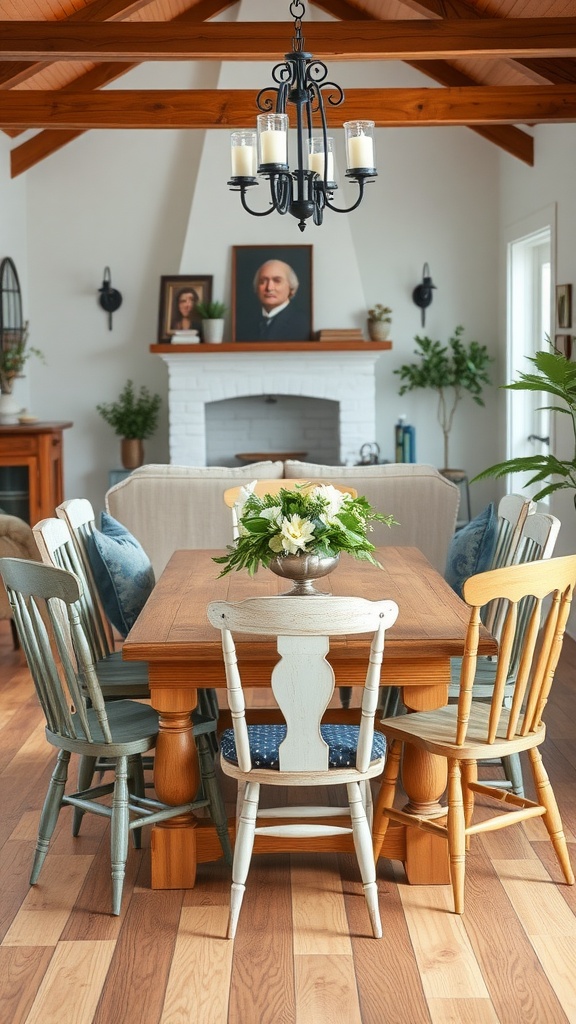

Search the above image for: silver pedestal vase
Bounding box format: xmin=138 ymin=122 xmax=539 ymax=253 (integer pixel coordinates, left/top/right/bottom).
xmin=268 ymin=552 xmax=340 ymax=596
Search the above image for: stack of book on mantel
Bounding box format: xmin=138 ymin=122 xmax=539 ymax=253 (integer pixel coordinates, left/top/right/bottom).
xmin=316 ymin=328 xmax=366 ymax=343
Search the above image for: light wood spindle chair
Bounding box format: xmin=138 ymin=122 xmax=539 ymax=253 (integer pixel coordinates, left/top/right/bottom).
xmin=0 ymin=556 xmax=211 ymax=916
xmin=34 ymin=512 xmax=231 ymax=863
xmin=207 ymin=594 xmax=398 ymax=940
xmin=372 ymin=553 xmax=576 ymax=915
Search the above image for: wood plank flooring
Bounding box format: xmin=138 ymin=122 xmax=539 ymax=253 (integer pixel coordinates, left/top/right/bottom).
xmin=1 ymin=618 xmax=575 ymax=1024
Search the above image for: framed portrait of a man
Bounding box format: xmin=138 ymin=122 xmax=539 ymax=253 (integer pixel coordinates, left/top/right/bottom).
xmin=232 ymin=245 xmax=313 ymax=343
xmin=158 ymin=274 xmax=213 ymax=343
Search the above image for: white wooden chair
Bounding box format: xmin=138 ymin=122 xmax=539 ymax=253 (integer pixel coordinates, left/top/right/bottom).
xmin=207 ymin=594 xmax=399 ymax=940
xmin=373 ymin=554 xmax=576 ymax=915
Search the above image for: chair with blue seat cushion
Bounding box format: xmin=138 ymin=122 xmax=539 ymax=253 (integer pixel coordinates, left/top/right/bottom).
xmin=0 ymin=555 xmax=211 ymax=915
xmin=207 ymin=593 xmax=399 ymax=940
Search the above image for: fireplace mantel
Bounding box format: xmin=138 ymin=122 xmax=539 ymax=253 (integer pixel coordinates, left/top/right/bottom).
xmin=154 ymin=342 xmax=390 ymax=466
xmin=150 ymin=341 xmax=392 ymax=354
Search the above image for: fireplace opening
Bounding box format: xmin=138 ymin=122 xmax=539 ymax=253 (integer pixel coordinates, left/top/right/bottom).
xmin=205 ymin=394 xmax=340 ymax=467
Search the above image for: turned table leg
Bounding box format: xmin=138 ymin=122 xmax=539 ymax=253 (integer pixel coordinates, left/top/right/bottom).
xmin=400 ymin=679 xmax=450 ymax=884
xmin=149 ymin=684 xmax=200 ymax=889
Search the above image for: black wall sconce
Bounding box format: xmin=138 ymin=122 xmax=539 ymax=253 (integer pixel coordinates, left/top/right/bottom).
xmin=98 ymin=267 xmax=122 ymax=330
xmin=412 ymin=262 xmax=436 ymax=327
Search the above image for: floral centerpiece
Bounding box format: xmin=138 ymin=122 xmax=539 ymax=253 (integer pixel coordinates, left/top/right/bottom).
xmin=214 ymin=483 xmax=396 ymax=592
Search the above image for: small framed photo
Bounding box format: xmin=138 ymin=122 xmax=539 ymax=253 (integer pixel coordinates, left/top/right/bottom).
xmin=158 ymin=275 xmax=213 ymax=343
xmin=555 ymin=334 xmax=573 ymax=360
xmin=232 ymin=245 xmax=313 ymax=342
xmin=556 ymin=283 xmax=572 ymax=329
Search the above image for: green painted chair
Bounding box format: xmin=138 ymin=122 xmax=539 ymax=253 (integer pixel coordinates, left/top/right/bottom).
xmin=0 ymin=555 xmax=213 ymax=915
xmin=32 ymin=512 xmax=231 ymax=863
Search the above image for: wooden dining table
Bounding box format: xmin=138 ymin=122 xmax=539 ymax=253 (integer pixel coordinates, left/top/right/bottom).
xmin=122 ymin=546 xmax=498 ymax=889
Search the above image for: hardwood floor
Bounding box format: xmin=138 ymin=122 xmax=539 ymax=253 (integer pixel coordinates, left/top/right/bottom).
xmin=1 ymin=617 xmax=575 ymax=1024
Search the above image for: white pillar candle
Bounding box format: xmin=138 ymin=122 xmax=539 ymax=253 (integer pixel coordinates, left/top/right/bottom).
xmin=260 ymin=129 xmax=287 ymax=164
xmin=308 ymin=151 xmax=335 ymax=181
xmin=231 ymin=145 xmax=255 ymax=176
xmin=347 ymin=132 xmax=374 ymax=169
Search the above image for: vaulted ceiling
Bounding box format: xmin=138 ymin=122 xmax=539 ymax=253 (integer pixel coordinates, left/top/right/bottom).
xmin=1 ymin=0 xmax=576 ymax=177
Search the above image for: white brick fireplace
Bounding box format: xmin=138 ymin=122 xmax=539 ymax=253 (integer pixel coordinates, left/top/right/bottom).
xmin=159 ymin=346 xmax=385 ymax=467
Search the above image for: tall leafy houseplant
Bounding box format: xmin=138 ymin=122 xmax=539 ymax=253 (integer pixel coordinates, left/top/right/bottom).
xmin=473 ymin=344 xmax=576 ymax=502
xmin=394 ymin=325 xmax=493 ymax=470
xmin=97 ymin=379 xmax=161 ymax=469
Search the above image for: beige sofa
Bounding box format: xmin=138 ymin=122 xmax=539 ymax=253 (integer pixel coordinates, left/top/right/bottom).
xmin=105 ymin=461 xmax=459 ymax=577
xmin=0 ymin=513 xmax=42 ymax=646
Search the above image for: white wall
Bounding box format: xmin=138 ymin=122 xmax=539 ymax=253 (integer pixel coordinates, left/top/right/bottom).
xmin=1 ymin=0 xmax=514 ymax=522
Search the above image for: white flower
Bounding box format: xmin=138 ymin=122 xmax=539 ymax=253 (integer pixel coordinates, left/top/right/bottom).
xmin=260 ymin=505 xmax=283 ymax=527
xmin=234 ymin=481 xmax=256 ymax=520
xmin=269 ymin=514 xmax=315 ymax=554
xmin=313 ymin=484 xmax=346 ymax=522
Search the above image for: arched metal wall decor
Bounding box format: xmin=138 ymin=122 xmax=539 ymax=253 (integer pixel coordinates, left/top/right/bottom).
xmin=0 ymin=257 xmax=24 ymax=350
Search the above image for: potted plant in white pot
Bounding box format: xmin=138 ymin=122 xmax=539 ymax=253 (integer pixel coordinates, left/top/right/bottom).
xmin=196 ymin=300 xmax=227 ymax=344
xmin=394 ymin=324 xmax=493 ymax=472
xmin=96 ymin=379 xmax=161 ymax=469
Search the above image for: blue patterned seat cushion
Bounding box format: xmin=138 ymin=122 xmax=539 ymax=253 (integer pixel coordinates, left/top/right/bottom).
xmin=220 ymin=724 xmax=386 ymax=770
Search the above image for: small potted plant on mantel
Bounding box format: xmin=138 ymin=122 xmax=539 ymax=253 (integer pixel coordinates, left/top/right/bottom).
xmin=196 ymin=300 xmax=227 ymax=345
xmin=367 ymin=304 xmax=392 ymax=342
xmin=96 ymin=379 xmax=161 ymax=469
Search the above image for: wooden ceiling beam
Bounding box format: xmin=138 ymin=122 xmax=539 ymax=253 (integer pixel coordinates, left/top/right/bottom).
xmin=0 ymin=0 xmax=236 ymax=89
xmin=393 ymin=0 xmax=576 ymax=85
xmin=1 ymin=86 xmax=574 ymax=130
xmin=1 ymin=20 xmax=576 ymax=62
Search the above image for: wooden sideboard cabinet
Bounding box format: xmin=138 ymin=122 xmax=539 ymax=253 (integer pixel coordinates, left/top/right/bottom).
xmin=0 ymin=421 xmax=72 ymax=524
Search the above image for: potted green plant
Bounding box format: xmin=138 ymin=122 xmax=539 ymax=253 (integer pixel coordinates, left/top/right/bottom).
xmin=196 ymin=300 xmax=227 ymax=345
xmin=0 ymin=323 xmax=44 ymax=424
xmin=367 ymin=304 xmax=392 ymax=342
xmin=97 ymin=379 xmax=161 ymax=469
xmin=394 ymin=324 xmax=493 ymax=471
xmin=472 ymin=341 xmax=576 ymax=502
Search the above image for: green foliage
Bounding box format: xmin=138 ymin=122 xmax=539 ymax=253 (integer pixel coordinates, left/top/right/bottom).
xmin=472 ymin=342 xmax=576 ymax=501
xmin=96 ymin=379 xmax=161 ymax=440
xmin=195 ymin=300 xmax=227 ymax=319
xmin=214 ymin=483 xmax=397 ymax=577
xmin=368 ymin=304 xmax=392 ymax=323
xmin=394 ymin=325 xmax=493 ymax=467
xmin=0 ymin=323 xmax=44 ymax=393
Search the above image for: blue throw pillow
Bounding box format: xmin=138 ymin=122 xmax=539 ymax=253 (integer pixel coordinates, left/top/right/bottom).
xmin=444 ymin=503 xmax=498 ymax=599
xmin=87 ymin=512 xmax=155 ymax=637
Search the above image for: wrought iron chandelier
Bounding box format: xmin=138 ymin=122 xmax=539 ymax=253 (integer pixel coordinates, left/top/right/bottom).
xmin=227 ymin=1 xmax=378 ymax=232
